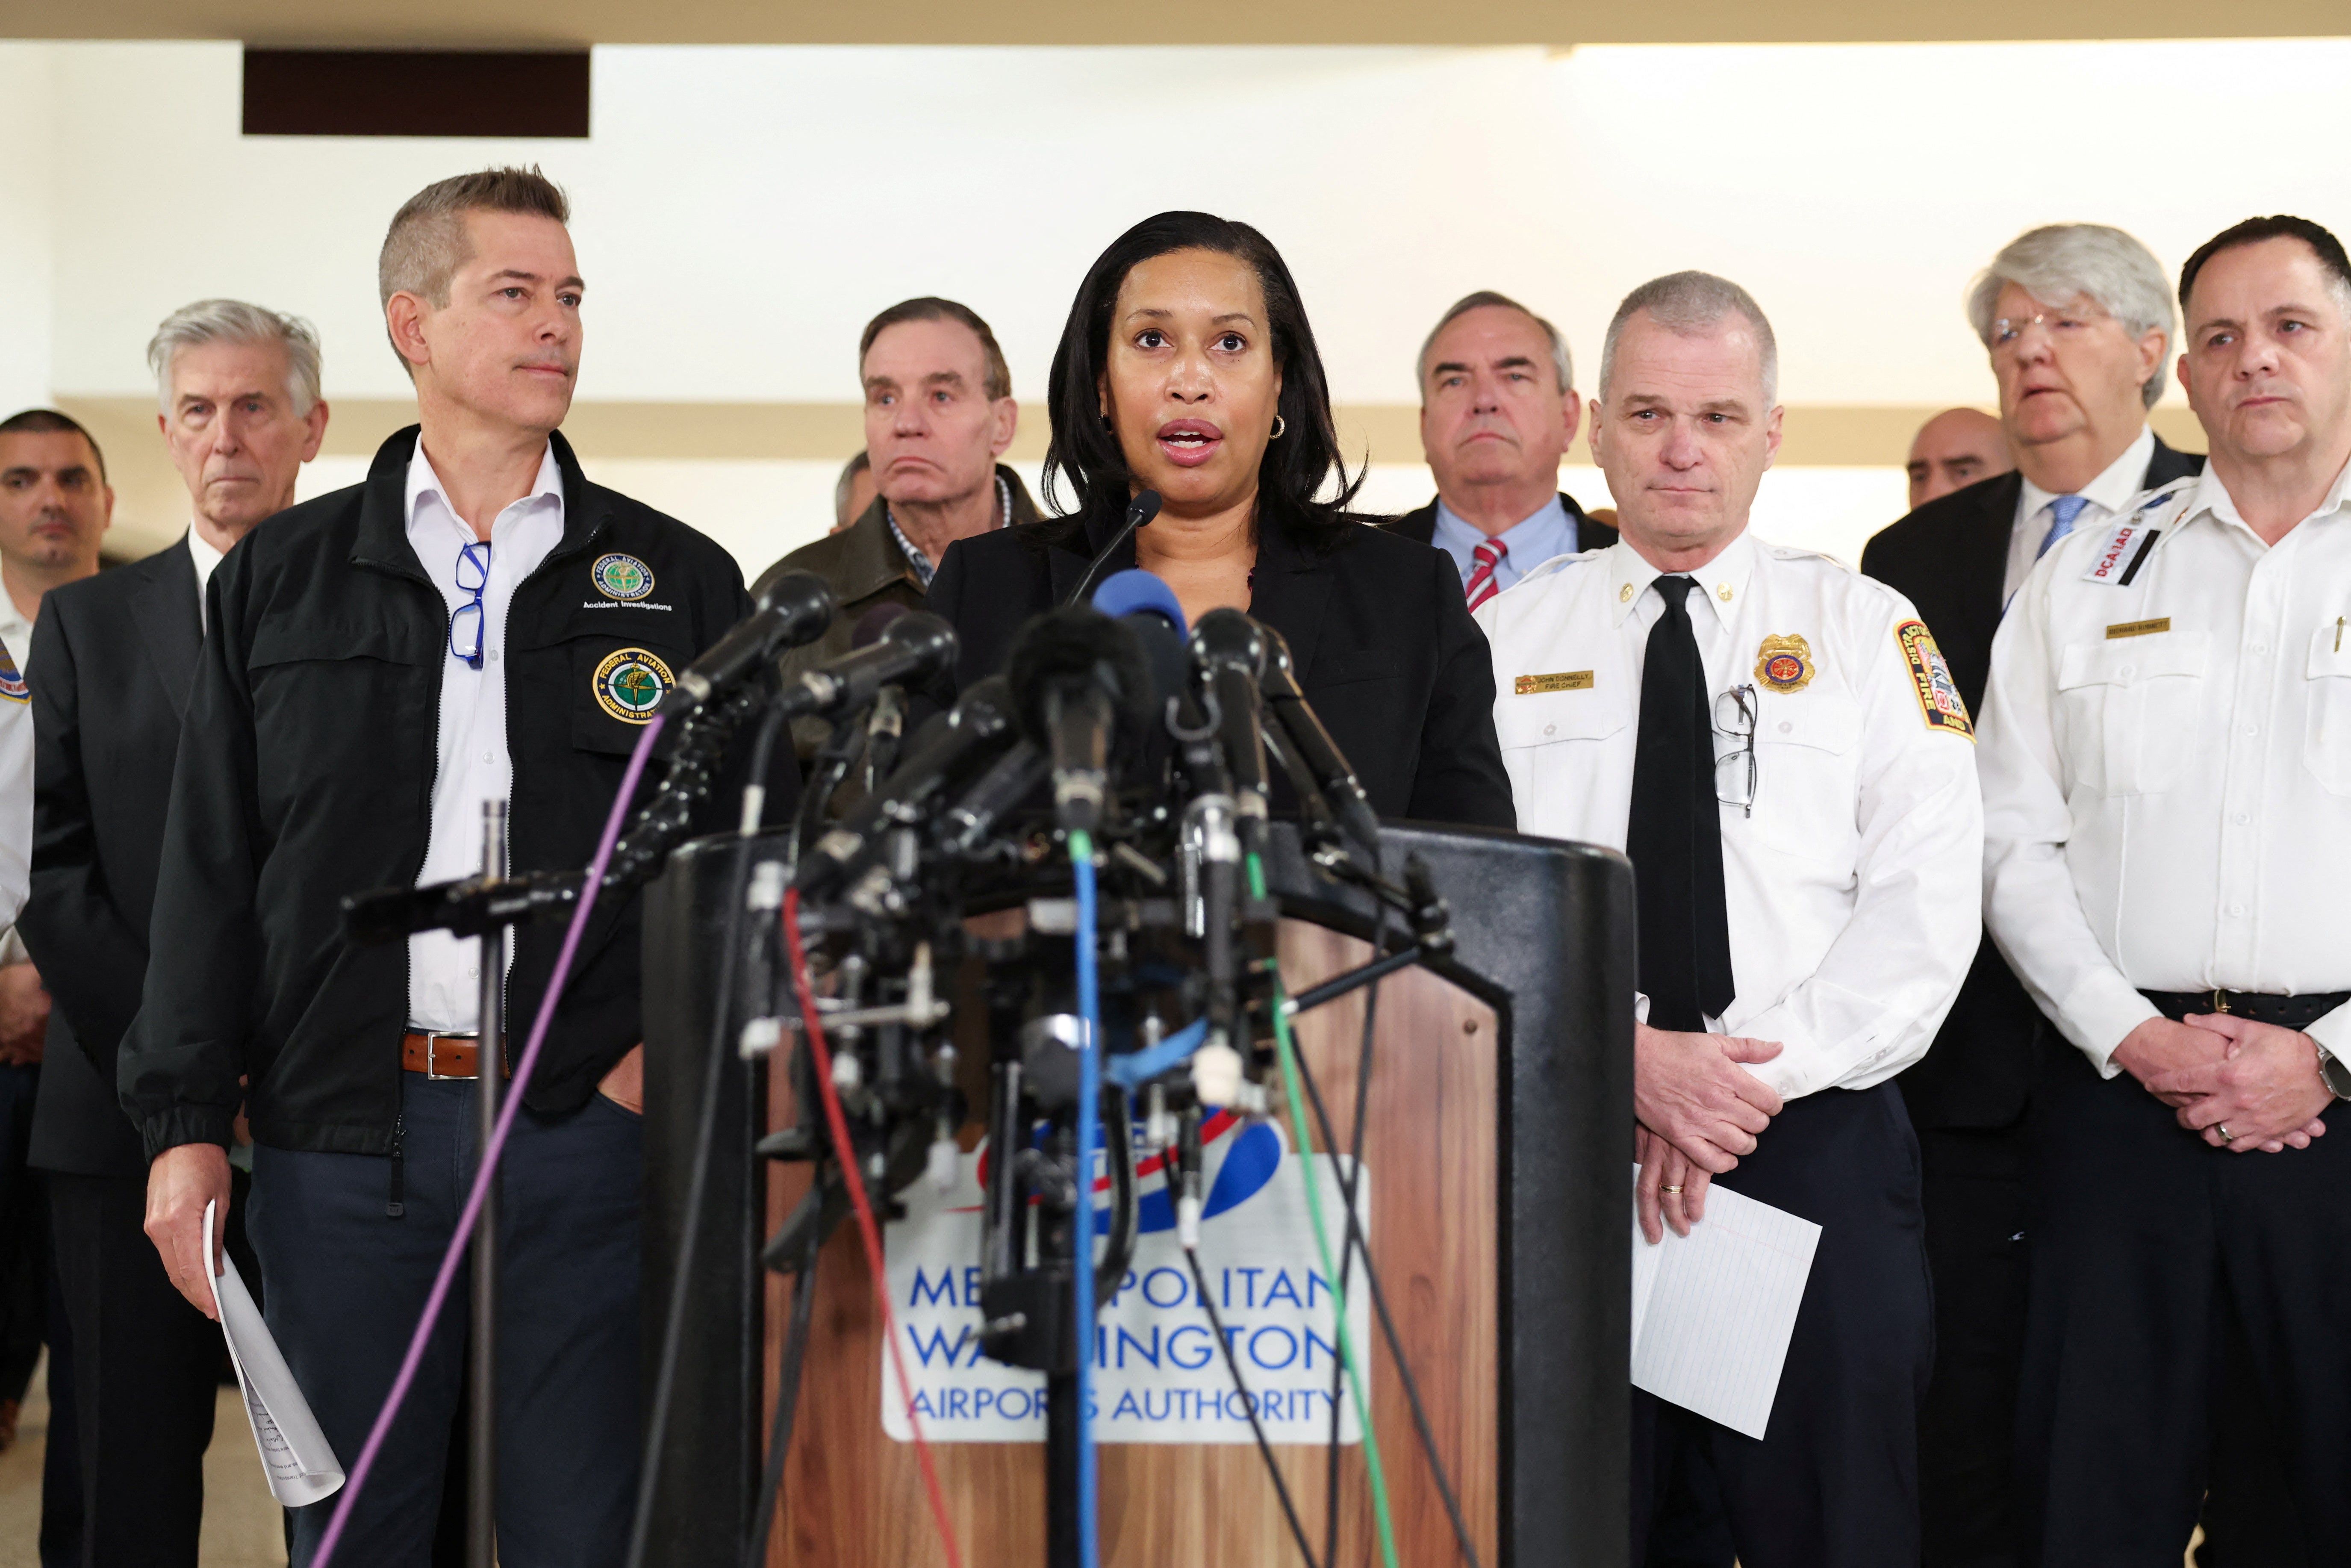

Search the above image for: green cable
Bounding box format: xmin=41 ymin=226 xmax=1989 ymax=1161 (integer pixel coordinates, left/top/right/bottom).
xmin=1247 ymin=851 xmax=1401 ymax=1568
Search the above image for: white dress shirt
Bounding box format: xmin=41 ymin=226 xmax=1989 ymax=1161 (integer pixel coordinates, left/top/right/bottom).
xmin=1979 ymin=459 xmax=2351 ymax=1072
xmin=0 ymin=598 xmax=33 ymax=963
xmin=405 ymin=442 xmax=565 ymax=1034
xmin=1476 ymin=530 xmax=1984 ymax=1100
xmin=0 ymin=632 xmax=29 ymax=930
xmin=2003 ymin=425 xmax=2156 ymax=604
xmin=187 ymin=523 xmax=225 ymax=632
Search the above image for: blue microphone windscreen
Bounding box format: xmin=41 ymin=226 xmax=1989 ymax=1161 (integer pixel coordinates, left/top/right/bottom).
xmin=1090 ymin=569 xmax=1187 ymax=638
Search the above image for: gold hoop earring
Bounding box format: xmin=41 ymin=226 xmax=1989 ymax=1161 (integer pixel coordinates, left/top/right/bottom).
xmin=1270 ymin=415 xmax=1287 ymax=439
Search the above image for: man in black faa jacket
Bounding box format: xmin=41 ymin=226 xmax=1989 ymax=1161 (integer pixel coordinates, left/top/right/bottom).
xmin=120 ymin=168 xmax=752 ymax=1567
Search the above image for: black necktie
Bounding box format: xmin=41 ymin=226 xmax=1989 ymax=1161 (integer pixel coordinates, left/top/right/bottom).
xmin=1627 ymin=575 xmax=1735 ymax=1031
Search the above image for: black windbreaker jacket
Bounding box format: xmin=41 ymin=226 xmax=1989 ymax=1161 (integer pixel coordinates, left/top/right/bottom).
xmin=121 ymin=427 xmax=751 ymax=1160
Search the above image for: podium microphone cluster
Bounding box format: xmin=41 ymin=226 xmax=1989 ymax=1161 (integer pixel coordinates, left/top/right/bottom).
xmin=666 ymin=568 xmax=837 ymax=714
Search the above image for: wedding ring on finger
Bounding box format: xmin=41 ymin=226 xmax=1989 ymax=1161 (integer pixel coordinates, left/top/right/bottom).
xmin=2217 ymin=1124 xmax=2234 ymax=1142
xmin=1661 ymin=1185 xmax=1685 ymax=1196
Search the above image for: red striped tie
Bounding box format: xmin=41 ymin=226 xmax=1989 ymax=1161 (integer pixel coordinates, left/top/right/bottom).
xmin=1464 ymin=536 xmax=1508 ymax=611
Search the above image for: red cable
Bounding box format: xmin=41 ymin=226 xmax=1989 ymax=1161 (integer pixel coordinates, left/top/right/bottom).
xmin=779 ymin=888 xmax=965 ymax=1568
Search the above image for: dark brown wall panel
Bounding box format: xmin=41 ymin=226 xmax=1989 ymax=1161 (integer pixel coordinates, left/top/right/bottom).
xmin=242 ymin=49 xmax=589 ymax=138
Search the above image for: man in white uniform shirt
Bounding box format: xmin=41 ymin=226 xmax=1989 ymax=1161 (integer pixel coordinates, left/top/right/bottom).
xmin=1477 ymin=271 xmax=1982 ymax=1566
xmin=1980 ymin=214 xmax=2351 ymax=1566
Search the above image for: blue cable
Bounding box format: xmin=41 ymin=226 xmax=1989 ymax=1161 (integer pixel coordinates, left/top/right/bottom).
xmin=1067 ymin=830 xmax=1102 ymax=1568
xmin=1103 ymin=1017 xmax=1209 ymax=1093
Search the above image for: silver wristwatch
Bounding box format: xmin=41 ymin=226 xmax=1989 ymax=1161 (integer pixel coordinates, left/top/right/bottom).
xmin=2316 ymin=1040 xmax=2351 ymax=1101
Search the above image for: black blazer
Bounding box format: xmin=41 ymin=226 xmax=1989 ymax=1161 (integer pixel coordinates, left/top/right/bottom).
xmin=926 ymin=514 xmax=1516 ymax=831
xmin=19 ymin=538 xmax=203 ymax=1175
xmin=1860 ymin=433 xmax=2205 ymax=1129
xmin=1385 ymin=491 xmax=1618 ymax=557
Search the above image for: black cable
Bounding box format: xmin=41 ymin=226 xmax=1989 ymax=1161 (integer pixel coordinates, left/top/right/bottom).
xmin=1290 ymin=1008 xmax=1485 ymax=1568
xmin=1323 ymin=900 xmax=1386 ymax=1563
xmin=744 ymin=1222 xmax=825 ymax=1568
xmin=1181 ymin=1242 xmax=1321 ymax=1568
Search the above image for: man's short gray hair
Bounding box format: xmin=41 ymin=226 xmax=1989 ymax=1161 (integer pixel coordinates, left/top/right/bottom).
xmin=1965 ymin=224 xmax=2175 ymax=410
xmin=1599 ymin=271 xmax=1778 ymax=408
xmin=147 ymin=299 xmax=323 ymax=416
xmin=1416 ymin=290 xmax=1573 ymax=395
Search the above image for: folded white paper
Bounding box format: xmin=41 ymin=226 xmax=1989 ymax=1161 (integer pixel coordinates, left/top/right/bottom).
xmin=1629 ymin=1167 xmax=1821 ymax=1440
xmin=206 ymin=1200 xmax=345 ymax=1506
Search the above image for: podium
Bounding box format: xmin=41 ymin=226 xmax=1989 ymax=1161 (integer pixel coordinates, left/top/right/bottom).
xmin=641 ymin=822 xmax=1633 ymax=1568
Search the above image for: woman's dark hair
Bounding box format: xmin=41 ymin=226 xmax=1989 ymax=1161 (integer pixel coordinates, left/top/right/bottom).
xmin=1040 ymin=211 xmax=1363 ymax=553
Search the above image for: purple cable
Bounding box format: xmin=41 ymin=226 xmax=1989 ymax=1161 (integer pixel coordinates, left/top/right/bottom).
xmin=310 ymin=714 xmax=667 ymax=1568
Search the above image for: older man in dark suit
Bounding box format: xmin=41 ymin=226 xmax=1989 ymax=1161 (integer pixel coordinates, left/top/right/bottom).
xmin=1387 ymin=292 xmax=1617 ymax=601
xmin=1861 ymin=223 xmax=2202 ymax=1568
xmin=20 ymin=300 xmax=327 ymax=1564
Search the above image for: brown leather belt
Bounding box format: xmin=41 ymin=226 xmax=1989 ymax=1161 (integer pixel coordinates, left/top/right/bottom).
xmin=402 ymin=1031 xmax=508 ymax=1080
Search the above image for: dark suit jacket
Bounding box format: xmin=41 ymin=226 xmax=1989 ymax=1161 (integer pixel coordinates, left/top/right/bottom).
xmin=1861 ymin=433 xmax=2205 ymax=1128
xmin=19 ymin=538 xmax=203 ymax=1175
xmin=764 ymin=465 xmax=1042 ymax=760
xmin=1384 ymin=491 xmax=1619 ymax=558
xmin=927 ymin=514 xmax=1516 ymax=831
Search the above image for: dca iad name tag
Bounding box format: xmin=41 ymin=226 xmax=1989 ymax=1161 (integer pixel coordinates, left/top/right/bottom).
xmin=592 ymin=647 xmax=674 ymax=724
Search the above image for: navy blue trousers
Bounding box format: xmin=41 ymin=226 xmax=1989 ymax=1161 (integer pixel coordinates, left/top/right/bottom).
xmin=1633 ymin=1082 xmax=1934 ymax=1568
xmin=2018 ymin=1046 xmax=2351 ymax=1567
xmin=247 ymin=1075 xmax=643 ymax=1568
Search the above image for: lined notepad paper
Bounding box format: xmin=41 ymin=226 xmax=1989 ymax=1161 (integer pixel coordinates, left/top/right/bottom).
xmin=1629 ymin=1168 xmax=1821 ymax=1440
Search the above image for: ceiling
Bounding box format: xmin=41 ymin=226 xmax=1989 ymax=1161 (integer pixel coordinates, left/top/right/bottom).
xmin=6 ymin=0 xmax=2345 ymax=47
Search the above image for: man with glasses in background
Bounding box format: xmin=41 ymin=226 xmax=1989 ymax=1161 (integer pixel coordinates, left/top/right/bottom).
xmin=1478 ymin=271 xmax=1982 ymax=1566
xmin=119 ymin=168 xmax=754 ymax=1565
xmin=1860 ymin=223 xmax=2205 ymax=1567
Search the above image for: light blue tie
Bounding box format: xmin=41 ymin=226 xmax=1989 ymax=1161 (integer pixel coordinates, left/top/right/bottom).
xmin=2036 ymin=494 xmax=2090 ymax=559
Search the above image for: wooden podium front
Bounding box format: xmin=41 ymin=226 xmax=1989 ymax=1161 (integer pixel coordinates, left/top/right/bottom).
xmin=643 ymin=822 xmax=1634 ymax=1568
xmin=763 ymin=922 xmax=1499 ymax=1568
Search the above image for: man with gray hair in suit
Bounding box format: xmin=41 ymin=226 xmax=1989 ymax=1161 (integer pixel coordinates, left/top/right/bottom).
xmin=19 ymin=299 xmax=327 ymax=1562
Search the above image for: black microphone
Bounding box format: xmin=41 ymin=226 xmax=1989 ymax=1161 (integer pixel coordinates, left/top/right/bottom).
xmin=795 ymin=675 xmax=1021 ymax=893
xmin=769 ymin=610 xmax=957 ymax=727
xmin=940 ymin=740 xmax=1050 ymax=854
xmin=1061 ymin=490 xmax=1163 ymax=607
xmin=670 ymin=569 xmax=836 ymax=712
xmin=1258 ymin=624 xmax=1381 ymax=849
xmin=1007 ymin=607 xmax=1153 ymax=834
xmin=1188 ymin=608 xmax=1270 ymax=817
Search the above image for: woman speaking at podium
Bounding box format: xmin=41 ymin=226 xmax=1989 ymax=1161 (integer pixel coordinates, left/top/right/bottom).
xmin=926 ymin=211 xmax=1515 ymax=829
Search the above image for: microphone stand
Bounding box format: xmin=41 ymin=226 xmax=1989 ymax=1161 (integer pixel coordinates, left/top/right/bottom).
xmin=470 ymin=799 xmax=509 ymax=1568
xmin=1060 ymin=490 xmax=1162 ymax=608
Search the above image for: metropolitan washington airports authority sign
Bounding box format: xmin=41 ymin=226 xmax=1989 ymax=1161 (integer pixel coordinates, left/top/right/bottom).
xmin=882 ymin=1112 xmax=1370 ymax=1444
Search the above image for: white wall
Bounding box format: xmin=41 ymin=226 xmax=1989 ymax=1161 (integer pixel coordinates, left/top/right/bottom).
xmin=0 ymin=46 xmax=55 ymax=418
xmin=14 ymin=37 xmax=2351 ymax=570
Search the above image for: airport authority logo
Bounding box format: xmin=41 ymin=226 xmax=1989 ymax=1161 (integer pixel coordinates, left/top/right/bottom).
xmin=591 ymin=553 xmax=655 ymax=601
xmin=592 ymin=647 xmax=673 ymax=724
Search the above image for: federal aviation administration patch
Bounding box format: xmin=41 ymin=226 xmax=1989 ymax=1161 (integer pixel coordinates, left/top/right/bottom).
xmin=591 ymin=553 xmax=655 ymax=601
xmin=1895 ymin=619 xmax=1972 ymax=739
xmin=592 ymin=647 xmax=674 ymax=724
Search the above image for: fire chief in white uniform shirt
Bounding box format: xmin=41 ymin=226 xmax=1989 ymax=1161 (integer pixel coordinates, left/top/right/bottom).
xmin=1476 ymin=271 xmax=1981 ymax=1568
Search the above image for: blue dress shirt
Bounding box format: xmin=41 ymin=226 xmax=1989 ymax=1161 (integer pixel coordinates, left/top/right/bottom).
xmin=1430 ymin=495 xmax=1580 ymax=597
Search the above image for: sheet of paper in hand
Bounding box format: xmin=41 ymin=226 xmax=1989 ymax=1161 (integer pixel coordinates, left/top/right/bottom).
xmin=1629 ymin=1167 xmax=1821 ymax=1440
xmin=205 ymin=1199 xmax=345 ymax=1506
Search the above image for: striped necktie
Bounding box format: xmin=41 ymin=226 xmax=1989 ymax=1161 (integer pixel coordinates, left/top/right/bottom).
xmin=1464 ymin=536 xmax=1508 ymax=611
xmin=2036 ymin=494 xmax=2089 ymax=560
